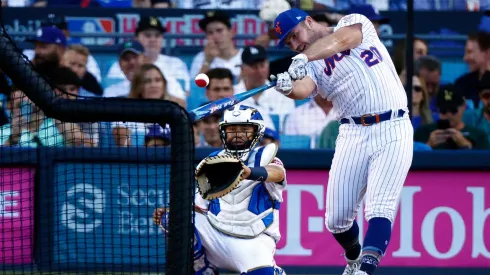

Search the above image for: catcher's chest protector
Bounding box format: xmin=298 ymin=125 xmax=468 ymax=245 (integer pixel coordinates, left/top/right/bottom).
xmin=206 ymin=143 xmax=280 ymax=239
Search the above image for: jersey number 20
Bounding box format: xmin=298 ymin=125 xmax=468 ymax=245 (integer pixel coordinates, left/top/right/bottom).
xmin=361 ymin=47 xmax=383 ymax=67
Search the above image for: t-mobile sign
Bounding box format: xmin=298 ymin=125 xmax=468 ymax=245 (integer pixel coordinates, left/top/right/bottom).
xmin=0 ymin=168 xmax=35 ymax=264
xmin=275 ymin=171 xmax=490 ymax=267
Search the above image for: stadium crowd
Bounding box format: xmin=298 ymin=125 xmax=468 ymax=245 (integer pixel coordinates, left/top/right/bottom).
xmin=1 ymin=3 xmax=490 ymax=150
xmin=1 ymin=0 xmax=488 ymax=11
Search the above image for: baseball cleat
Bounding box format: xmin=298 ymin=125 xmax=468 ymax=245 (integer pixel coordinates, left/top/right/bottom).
xmin=353 ymin=271 xmax=368 ymax=275
xmin=341 ymin=253 xmax=361 ymax=275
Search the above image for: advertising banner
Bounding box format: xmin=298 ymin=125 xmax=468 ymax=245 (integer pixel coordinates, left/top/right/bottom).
xmin=52 ymin=163 xmax=169 ymax=269
xmin=275 ymin=170 xmax=490 ymax=267
xmin=0 ymin=8 xmax=481 ymax=53
xmin=0 ymin=168 xmax=35 ymax=265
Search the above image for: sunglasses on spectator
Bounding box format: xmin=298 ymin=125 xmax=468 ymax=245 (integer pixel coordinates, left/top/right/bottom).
xmin=439 ymin=107 xmax=458 ymax=114
xmin=413 ymin=85 xmax=423 ymax=92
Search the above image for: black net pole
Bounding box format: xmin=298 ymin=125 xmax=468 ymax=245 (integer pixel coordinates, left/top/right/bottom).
xmin=405 ymin=0 xmax=414 ymax=118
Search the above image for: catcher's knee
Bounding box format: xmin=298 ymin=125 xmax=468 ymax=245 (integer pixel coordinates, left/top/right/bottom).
xmin=194 ymin=227 xmax=219 ymax=275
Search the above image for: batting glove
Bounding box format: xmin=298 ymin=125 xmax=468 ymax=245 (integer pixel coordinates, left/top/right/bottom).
xmin=288 ymin=53 xmax=308 ymax=80
xmin=272 ymin=73 xmax=293 ymax=96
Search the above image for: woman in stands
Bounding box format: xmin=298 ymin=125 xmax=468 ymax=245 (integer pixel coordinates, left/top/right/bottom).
xmin=112 ymin=64 xmax=186 ymax=146
xmin=411 ymin=75 xmax=438 ymax=129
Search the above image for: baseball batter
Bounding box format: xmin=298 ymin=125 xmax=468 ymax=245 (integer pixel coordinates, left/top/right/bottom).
xmin=272 ymin=9 xmax=413 ymax=275
xmin=153 ymin=105 xmax=287 ymax=275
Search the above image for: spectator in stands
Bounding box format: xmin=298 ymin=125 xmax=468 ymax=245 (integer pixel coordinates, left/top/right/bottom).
xmin=51 ymin=67 xmax=99 ymax=147
xmin=23 ymin=14 xmax=101 ymax=82
xmin=259 ymin=127 xmax=280 ymax=147
xmin=463 ymin=71 xmax=490 ymax=137
xmin=152 ymin=0 xmax=170 ymax=7
xmin=454 ymin=32 xmax=490 ymax=108
xmin=61 ymin=44 xmax=102 ymax=97
xmin=235 ymin=45 xmax=295 ymax=117
xmin=133 ymin=0 xmax=151 ymax=7
xmin=104 ymin=40 xmax=145 ymax=98
xmin=394 ymin=37 xmax=428 ymax=80
xmin=414 ymin=86 xmax=489 ymax=150
xmin=195 ymin=101 xmax=222 ymax=148
xmin=1 ymin=87 xmax=35 ymax=146
xmin=284 ymin=97 xmax=336 ymax=138
xmin=190 ymin=11 xmax=243 ymax=83
xmin=128 ymin=63 xmax=186 ymax=107
xmin=27 ymin=26 xmax=66 ymax=78
xmin=411 ymin=75 xmax=437 ymax=129
xmin=415 ymin=55 xmax=442 ymax=113
xmin=205 ymin=68 xmax=276 ymax=130
xmin=145 ymin=124 xmax=171 ymax=147
xmin=107 ymin=16 xmax=189 ymax=98
xmin=112 ymin=64 xmax=185 ymax=146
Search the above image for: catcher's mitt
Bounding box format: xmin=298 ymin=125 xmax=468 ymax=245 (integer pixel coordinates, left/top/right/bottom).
xmin=195 ymin=155 xmax=245 ymax=200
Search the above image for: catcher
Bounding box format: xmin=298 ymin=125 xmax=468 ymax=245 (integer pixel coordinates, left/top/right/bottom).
xmin=153 ymin=105 xmax=287 ymax=275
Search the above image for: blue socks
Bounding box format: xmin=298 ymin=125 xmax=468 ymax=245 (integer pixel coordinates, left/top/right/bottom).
xmin=360 ymin=218 xmax=392 ymax=275
xmin=332 ymin=220 xmax=362 ymax=260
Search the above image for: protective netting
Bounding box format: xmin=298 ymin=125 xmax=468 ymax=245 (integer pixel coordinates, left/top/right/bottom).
xmin=0 ymin=5 xmax=194 ymax=275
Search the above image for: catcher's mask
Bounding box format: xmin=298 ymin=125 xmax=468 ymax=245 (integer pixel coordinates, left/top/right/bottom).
xmin=219 ymin=105 xmax=265 ymax=158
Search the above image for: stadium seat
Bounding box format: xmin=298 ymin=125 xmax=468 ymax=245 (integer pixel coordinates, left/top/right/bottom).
xmin=280 ymin=134 xmax=311 ymax=149
xmin=413 ymin=141 xmax=432 ymax=151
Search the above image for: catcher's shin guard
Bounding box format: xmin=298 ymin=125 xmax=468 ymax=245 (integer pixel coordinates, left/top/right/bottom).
xmin=194 ymin=226 xmax=219 ymax=275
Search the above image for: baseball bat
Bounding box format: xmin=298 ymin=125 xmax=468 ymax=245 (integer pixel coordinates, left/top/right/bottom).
xmin=188 ymin=80 xmax=277 ymax=122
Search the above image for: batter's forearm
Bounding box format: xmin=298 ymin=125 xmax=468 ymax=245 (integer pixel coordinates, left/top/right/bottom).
xmin=303 ymin=25 xmax=362 ymax=62
xmin=288 ymin=77 xmax=316 ymax=100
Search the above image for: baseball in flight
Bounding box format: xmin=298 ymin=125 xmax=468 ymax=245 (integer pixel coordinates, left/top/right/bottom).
xmin=195 ymin=73 xmax=210 ymax=88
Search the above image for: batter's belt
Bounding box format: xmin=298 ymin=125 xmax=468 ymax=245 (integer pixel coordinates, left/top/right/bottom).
xmin=340 ymin=109 xmax=406 ymax=126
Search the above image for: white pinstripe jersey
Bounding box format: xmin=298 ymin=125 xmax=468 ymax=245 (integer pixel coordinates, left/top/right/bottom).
xmin=306 ymin=14 xmax=408 ymax=120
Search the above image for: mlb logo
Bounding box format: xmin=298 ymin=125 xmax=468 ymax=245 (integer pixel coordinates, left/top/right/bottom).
xmin=66 ymin=17 xmax=115 ymax=46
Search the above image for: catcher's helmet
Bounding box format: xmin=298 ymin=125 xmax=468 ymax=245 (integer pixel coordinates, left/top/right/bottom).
xmin=219 ymin=105 xmax=265 ymax=158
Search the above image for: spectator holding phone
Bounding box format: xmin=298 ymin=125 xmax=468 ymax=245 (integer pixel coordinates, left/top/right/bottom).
xmin=414 ymin=85 xmax=489 ymax=150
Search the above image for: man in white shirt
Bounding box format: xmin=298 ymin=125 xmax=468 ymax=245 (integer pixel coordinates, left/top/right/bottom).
xmin=106 ymin=16 xmax=190 ymax=95
xmin=22 ymin=14 xmax=101 ymax=82
xmin=284 ymin=96 xmax=336 ymax=138
xmin=104 ymin=40 xmax=185 ymax=100
xmin=190 ymin=11 xmax=243 ymax=83
xmin=235 ymin=45 xmax=295 ymax=130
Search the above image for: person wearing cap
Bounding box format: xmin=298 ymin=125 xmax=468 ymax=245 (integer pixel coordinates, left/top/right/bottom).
xmin=27 ymin=26 xmax=67 ymax=78
xmin=190 ymin=11 xmax=243 ymax=83
xmin=463 ymin=71 xmax=490 ymax=137
xmin=22 ymin=14 xmax=101 ymax=83
xmin=106 ymin=16 xmax=189 ymax=99
xmin=145 ymin=124 xmax=171 ymax=147
xmin=414 ymin=86 xmax=489 ymax=150
xmin=104 ymin=40 xmax=146 ymax=98
xmin=272 ymin=7 xmax=414 ymax=275
xmin=236 ymin=45 xmax=295 ymax=119
xmin=454 ymin=32 xmax=490 ymax=108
